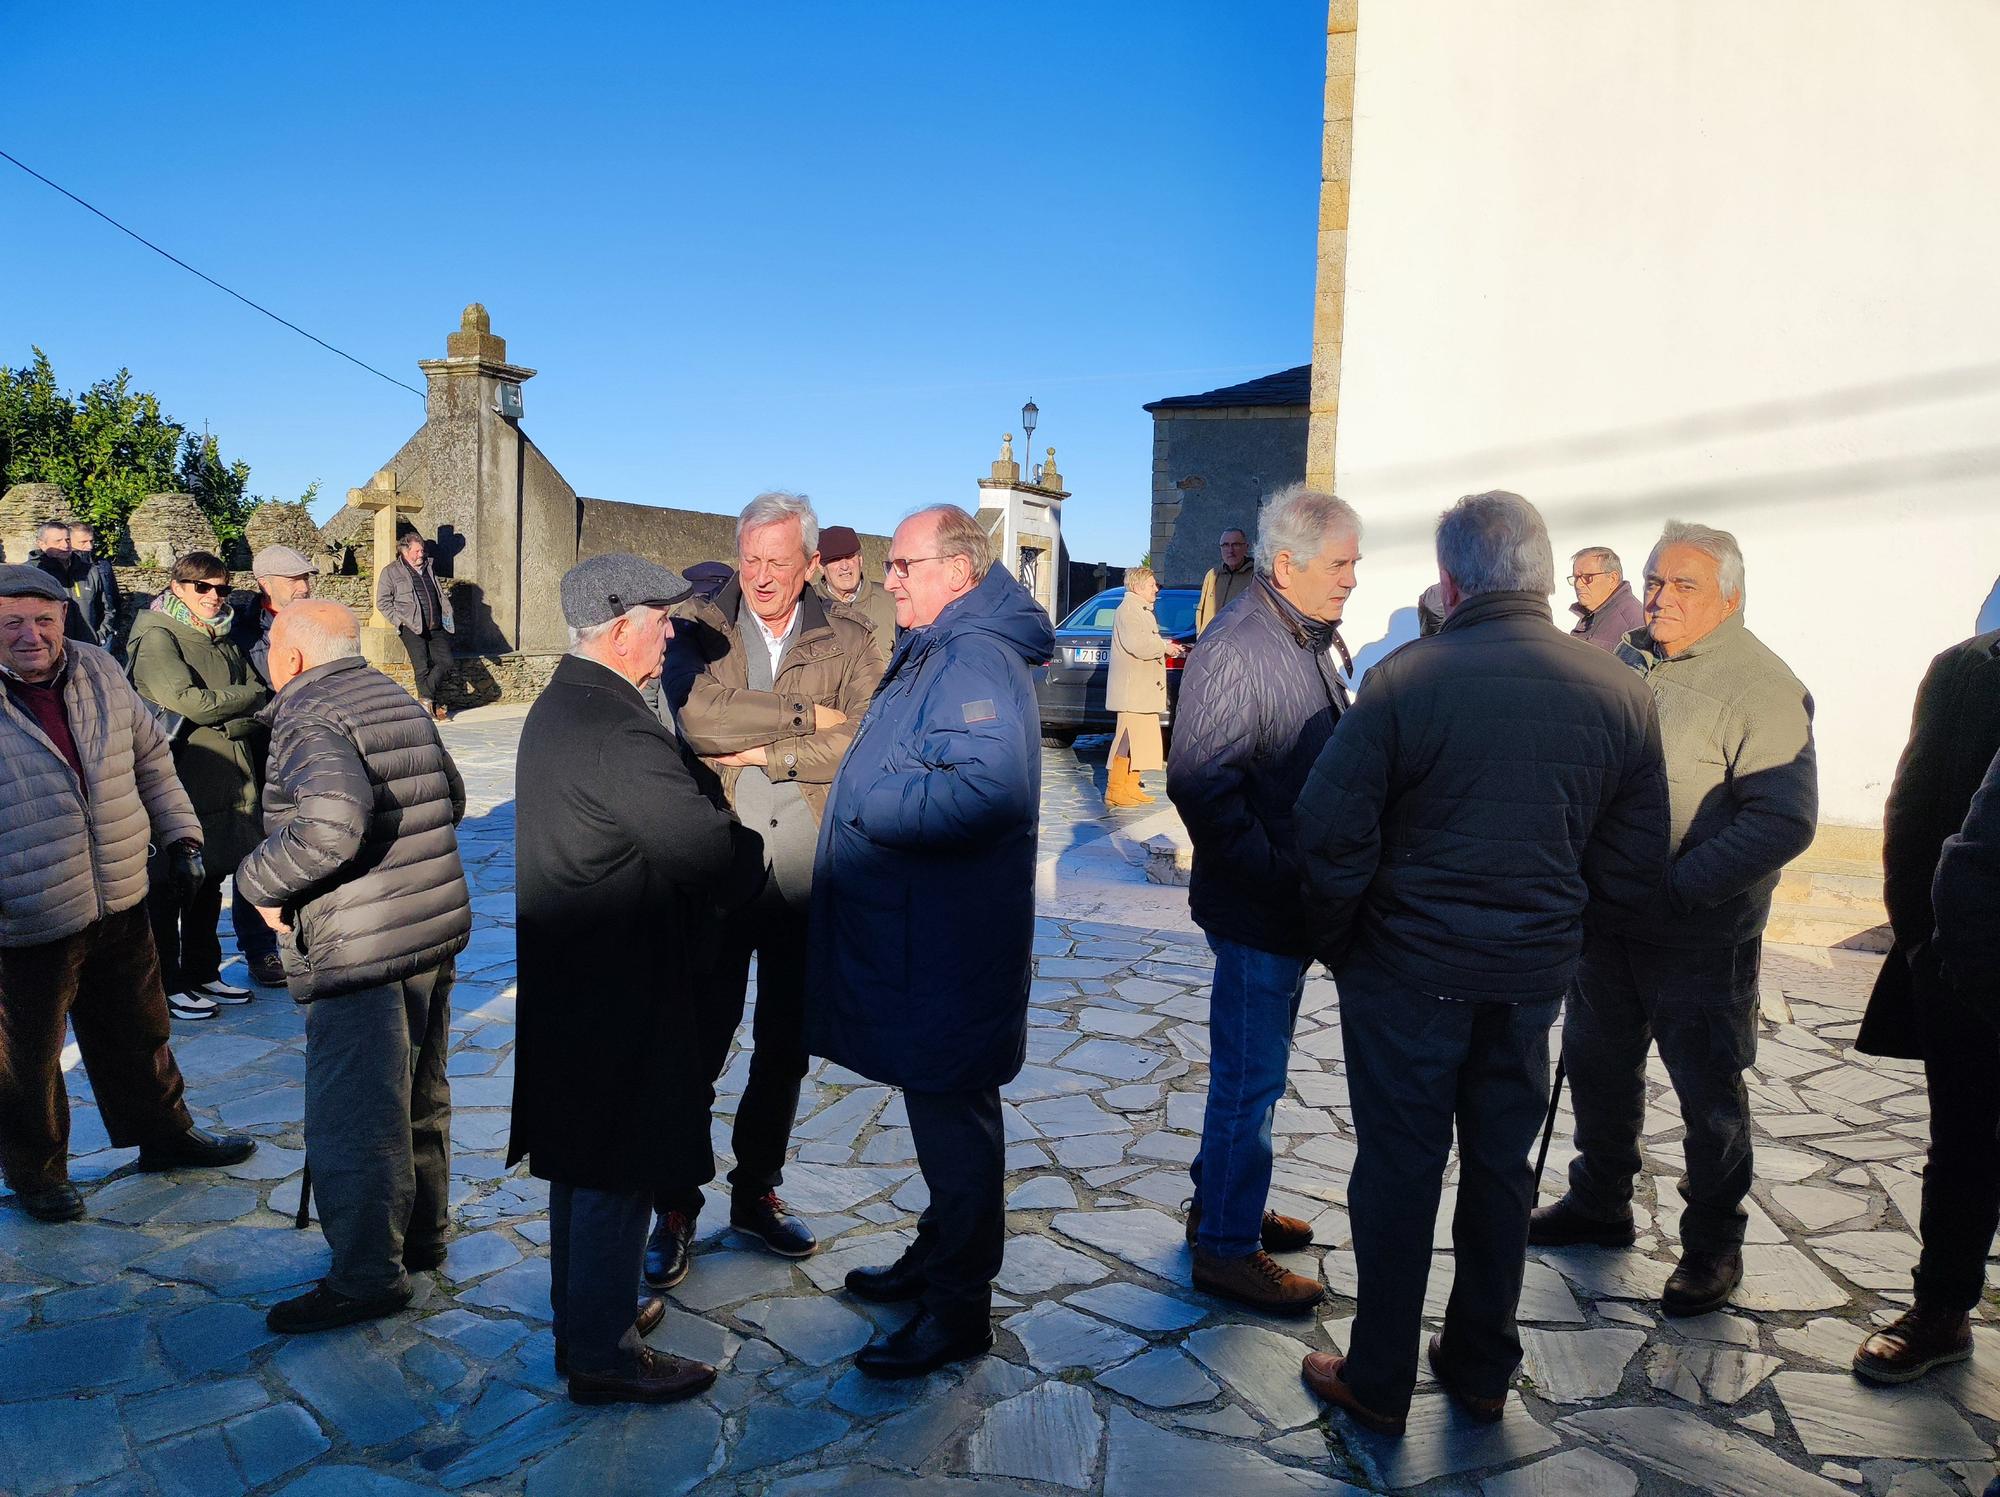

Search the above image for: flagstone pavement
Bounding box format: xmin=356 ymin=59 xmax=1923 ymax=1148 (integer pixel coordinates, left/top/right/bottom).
xmin=2 ymin=704 xmax=1995 ymax=1497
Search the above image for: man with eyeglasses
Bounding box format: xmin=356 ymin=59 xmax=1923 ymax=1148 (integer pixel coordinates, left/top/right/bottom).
xmin=808 ymin=504 xmax=1054 ymax=1378
xmin=1534 ymin=520 xmax=1818 ymax=1320
xmin=1195 ymin=527 xmax=1255 ymax=636
xmin=1566 ymin=547 xmax=1643 ymax=653
xmin=644 ymin=492 xmax=883 ymax=1291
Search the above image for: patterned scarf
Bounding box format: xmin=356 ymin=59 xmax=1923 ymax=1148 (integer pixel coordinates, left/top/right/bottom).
xmin=153 ymin=589 xmax=235 ymax=639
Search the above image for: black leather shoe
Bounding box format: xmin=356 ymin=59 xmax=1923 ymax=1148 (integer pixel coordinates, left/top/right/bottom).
xmin=556 ymin=1296 xmax=667 ymax=1375
xmin=266 ymin=1282 xmax=412 ymax=1335
xmin=855 ymin=1310 xmax=993 ymax=1379
xmin=644 ymin=1210 xmax=695 ymax=1290
xmin=568 ymin=1346 xmax=715 ymax=1406
xmin=1526 ymin=1196 xmax=1636 ymax=1248
xmin=731 ymin=1192 xmax=817 ymax=1258
xmin=404 ymin=1238 xmax=449 ymax=1272
xmin=17 ymin=1182 xmax=86 ymax=1222
xmin=247 ymin=952 xmax=288 ymax=988
xmin=846 ymin=1252 xmax=929 ymax=1303
xmin=136 ymin=1127 xmax=256 ymax=1173
xmin=1661 ymin=1248 xmax=1743 ymax=1317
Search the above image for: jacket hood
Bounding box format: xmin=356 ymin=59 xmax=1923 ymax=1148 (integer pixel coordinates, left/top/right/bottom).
xmin=918 ymin=565 xmax=1055 ymax=664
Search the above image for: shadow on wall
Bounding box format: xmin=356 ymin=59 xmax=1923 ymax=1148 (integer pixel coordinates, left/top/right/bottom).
xmin=1978 ymin=577 xmax=2000 ymax=635
xmin=1352 ymin=606 xmax=1421 ymax=683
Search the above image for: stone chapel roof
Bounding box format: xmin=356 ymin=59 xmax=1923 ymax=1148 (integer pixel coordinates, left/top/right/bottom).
xmin=1142 ymin=364 xmax=1311 ymax=413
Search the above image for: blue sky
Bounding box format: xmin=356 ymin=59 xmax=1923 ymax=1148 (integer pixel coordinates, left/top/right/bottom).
xmin=0 ymin=3 xmax=1323 ymax=564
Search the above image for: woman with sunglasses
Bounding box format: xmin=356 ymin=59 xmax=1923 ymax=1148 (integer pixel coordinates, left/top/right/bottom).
xmin=128 ymin=552 xmax=270 ymax=1021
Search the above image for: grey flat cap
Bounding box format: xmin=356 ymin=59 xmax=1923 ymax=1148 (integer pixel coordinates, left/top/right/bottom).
xmin=252 ymin=544 xmax=315 ymax=579
xmin=561 ymin=552 xmax=691 ymax=629
xmin=0 ymin=564 xmax=68 ymax=602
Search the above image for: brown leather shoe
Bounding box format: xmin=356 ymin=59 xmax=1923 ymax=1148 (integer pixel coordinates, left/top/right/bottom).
xmin=1192 ymin=1247 xmax=1324 ymax=1314
xmin=1854 ymin=1304 xmax=1974 ymax=1385
xmin=555 ymin=1296 xmax=669 ymax=1376
xmin=1300 ymin=1352 xmax=1405 ymax=1435
xmin=432 ymin=702 xmax=450 ymax=722
xmin=1428 ymin=1333 xmax=1506 ymax=1423
xmin=567 ymin=1345 xmax=715 ymax=1405
xmin=1185 ymin=1200 xmax=1316 ymax=1253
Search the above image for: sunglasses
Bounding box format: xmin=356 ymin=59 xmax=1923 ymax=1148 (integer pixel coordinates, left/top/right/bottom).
xmin=185 ymin=580 xmax=229 ymax=597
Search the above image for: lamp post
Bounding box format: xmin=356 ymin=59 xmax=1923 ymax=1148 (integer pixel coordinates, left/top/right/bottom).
xmin=1021 ymin=398 xmax=1039 ymax=482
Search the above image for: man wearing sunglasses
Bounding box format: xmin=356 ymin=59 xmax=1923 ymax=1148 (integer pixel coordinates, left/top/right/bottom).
xmin=1566 ymin=547 xmax=1643 ymax=653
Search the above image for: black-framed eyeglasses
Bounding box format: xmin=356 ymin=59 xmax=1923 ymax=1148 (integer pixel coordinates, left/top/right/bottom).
xmin=187 ymin=580 xmax=229 ymax=597
xmin=885 ymin=555 xmax=949 ymax=580
xmin=1566 ymin=571 xmax=1610 ymax=587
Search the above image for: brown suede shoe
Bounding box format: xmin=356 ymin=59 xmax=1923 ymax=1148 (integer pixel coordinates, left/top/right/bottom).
xmin=1184 ymin=1200 xmax=1316 ymax=1253
xmin=1427 ymin=1333 xmax=1506 ymax=1423
xmin=1853 ymin=1304 xmax=1974 ymax=1385
xmin=1192 ymin=1247 xmax=1324 ymax=1314
xmin=567 ymin=1345 xmax=715 ymax=1405
xmin=1301 ymin=1352 xmax=1405 ymax=1435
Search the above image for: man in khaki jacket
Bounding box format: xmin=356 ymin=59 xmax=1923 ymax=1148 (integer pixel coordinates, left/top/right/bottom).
xmin=814 ymin=525 xmax=896 ymax=661
xmin=0 ymin=565 xmax=253 ymax=1222
xmin=1195 ymin=528 xmax=1254 ymax=635
xmin=1105 ymin=568 xmax=1183 ymax=807
xmin=650 ymin=491 xmax=883 ymax=1286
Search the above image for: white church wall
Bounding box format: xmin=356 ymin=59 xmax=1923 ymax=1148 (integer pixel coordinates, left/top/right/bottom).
xmin=1330 ymin=0 xmax=2000 ymax=826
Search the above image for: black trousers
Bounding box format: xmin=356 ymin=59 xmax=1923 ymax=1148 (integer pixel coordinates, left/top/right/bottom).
xmin=658 ymin=880 xmax=809 ymax=1218
xmin=1563 ymin=933 xmax=1760 ymax=1254
xmin=398 ymin=626 xmax=453 ymax=705
xmin=904 ymin=1085 xmax=1005 ymax=1325
xmin=1913 ymin=975 xmax=2000 ymax=1311
xmin=550 ymin=1181 xmax=653 ymax=1376
xmin=1339 ymin=948 xmax=1559 ymax=1419
xmin=147 ymin=869 xmax=226 ymax=993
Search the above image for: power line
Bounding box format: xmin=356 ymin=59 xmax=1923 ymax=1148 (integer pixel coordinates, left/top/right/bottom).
xmin=0 ymin=147 xmax=425 ymax=399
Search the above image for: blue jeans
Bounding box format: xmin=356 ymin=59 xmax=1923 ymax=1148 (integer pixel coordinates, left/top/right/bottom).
xmin=231 ymin=881 xmax=278 ymax=961
xmin=1189 ymin=934 xmax=1308 ymax=1256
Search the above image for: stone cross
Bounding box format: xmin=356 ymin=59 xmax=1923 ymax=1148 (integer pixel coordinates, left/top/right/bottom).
xmin=348 ymin=470 xmax=421 ymax=664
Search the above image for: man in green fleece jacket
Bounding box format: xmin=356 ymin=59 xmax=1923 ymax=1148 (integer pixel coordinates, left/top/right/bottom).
xmin=1531 ymin=520 xmax=1817 ymax=1319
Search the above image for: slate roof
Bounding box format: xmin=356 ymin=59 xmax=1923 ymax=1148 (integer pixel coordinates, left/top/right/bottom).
xmin=1143 ymin=364 xmax=1310 ymax=413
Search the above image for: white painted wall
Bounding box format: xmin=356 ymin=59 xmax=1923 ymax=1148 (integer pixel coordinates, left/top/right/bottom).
xmin=1332 ymin=1 xmax=2000 ymax=825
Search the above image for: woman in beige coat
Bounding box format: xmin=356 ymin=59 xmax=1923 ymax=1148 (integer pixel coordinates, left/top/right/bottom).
xmin=1105 ymin=568 xmax=1184 ymax=807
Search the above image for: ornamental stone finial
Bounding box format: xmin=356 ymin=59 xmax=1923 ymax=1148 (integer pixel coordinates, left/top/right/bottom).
xmin=990 ymin=433 xmax=1020 ymax=484
xmin=446 ymin=302 xmax=507 ymax=362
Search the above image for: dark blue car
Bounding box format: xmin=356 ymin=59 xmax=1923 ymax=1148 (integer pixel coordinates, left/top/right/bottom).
xmin=1033 ymin=586 xmax=1199 ymax=746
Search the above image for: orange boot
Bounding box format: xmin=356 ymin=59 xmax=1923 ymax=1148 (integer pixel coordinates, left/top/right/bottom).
xmin=1105 ymin=754 xmax=1155 ymax=808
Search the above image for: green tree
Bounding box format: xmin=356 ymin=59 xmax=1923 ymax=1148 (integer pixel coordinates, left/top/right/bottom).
xmin=0 ymin=348 xmax=294 ymax=550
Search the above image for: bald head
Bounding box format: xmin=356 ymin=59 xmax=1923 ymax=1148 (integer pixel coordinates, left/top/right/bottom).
xmin=268 ymin=599 xmax=362 ymax=689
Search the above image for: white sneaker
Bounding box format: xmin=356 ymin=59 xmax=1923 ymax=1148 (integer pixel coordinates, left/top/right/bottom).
xmin=168 ymin=991 xmax=219 ymax=1021
xmin=189 ymin=979 xmax=252 ymax=1005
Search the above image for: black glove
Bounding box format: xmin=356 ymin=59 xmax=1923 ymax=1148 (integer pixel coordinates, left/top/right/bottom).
xmin=164 ymin=841 xmax=205 ymax=906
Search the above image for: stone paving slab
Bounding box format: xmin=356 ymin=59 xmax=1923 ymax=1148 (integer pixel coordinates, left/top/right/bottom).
xmin=2 ymin=712 xmax=1995 ymax=1495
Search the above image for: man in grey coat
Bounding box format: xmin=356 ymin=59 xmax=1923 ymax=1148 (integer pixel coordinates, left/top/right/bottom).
xmin=237 ymin=600 xmax=472 ymax=1335
xmin=1566 ymin=546 xmax=1644 ymax=651
xmin=1533 ymin=521 xmax=1818 ymax=1318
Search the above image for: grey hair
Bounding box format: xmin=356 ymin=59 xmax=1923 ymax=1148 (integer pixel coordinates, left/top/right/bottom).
xmin=1435 ymin=490 xmax=1556 ymax=597
xmin=567 ymin=603 xmax=662 ymax=653
xmin=282 ymin=604 xmax=364 ymax=668
xmin=1254 ymin=484 xmax=1361 ymax=575
xmin=737 ymin=491 xmax=819 ymax=559
xmin=1219 ymin=528 xmax=1247 ymax=543
xmin=37 ymin=518 xmax=68 ymax=541
xmin=1571 ymin=545 xmax=1622 ymax=577
xmin=1654 ymin=519 xmax=1746 ymax=604
xmin=906 ymin=504 xmax=993 ymax=582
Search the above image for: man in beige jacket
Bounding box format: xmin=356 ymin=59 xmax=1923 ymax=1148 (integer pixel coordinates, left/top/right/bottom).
xmin=0 ymin=565 xmax=253 ymax=1222
xmin=1106 ymin=568 xmax=1184 ymax=807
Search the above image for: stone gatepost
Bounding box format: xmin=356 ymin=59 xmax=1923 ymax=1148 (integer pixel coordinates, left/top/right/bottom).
xmin=348 ymin=471 xmax=420 ymax=667
xmin=974 ymin=435 xmax=1070 ymax=623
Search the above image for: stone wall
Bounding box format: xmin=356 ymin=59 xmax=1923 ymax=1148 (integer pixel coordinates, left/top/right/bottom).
xmin=576 ymin=497 xmax=892 ymax=580
xmin=1150 ymin=408 xmax=1309 ymax=587
xmin=126 ymin=493 xmax=222 ymax=568
xmin=0 ymin=483 xmax=65 ymax=562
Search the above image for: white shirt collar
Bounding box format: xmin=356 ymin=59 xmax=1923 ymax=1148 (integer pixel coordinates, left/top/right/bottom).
xmin=750 ymin=602 xmax=800 ymax=658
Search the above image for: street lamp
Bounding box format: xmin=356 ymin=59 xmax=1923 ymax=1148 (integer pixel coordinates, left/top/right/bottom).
xmin=1021 ymin=398 xmax=1038 ymax=480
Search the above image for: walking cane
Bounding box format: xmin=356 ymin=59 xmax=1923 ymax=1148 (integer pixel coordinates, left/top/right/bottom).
xmin=1533 ymin=1056 xmax=1567 ymax=1187
xmin=293 ymin=1161 xmax=313 ymax=1230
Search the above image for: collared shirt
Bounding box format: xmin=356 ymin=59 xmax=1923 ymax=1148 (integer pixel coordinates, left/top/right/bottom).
xmin=748 ymin=602 xmax=800 ymax=672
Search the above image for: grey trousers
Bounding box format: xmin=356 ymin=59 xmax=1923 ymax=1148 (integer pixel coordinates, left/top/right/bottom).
xmin=1339 ymin=948 xmax=1560 ymax=1419
xmin=1562 ymin=933 xmax=1760 ymax=1255
xmin=550 ymin=1182 xmax=653 ymax=1375
xmin=303 ymin=964 xmax=454 ymax=1298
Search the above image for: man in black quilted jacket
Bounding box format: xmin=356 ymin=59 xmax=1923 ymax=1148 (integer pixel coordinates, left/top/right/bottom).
xmin=236 ymin=599 xmax=472 ymax=1335
xmin=1292 ymin=491 xmax=1669 ymax=1437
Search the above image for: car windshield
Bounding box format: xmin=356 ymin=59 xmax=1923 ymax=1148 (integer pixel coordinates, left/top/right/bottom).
xmin=1059 ymin=588 xmax=1199 ymax=635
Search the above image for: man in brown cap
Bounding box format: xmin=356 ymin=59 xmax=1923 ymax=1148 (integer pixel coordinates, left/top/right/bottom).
xmin=814 ymin=524 xmax=896 ymax=659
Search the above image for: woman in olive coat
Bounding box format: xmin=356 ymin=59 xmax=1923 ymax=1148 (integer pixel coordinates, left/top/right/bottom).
xmin=128 ymin=552 xmax=268 ymax=1016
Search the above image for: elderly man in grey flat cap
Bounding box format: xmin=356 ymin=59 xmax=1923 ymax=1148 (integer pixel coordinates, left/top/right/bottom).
xmin=509 ymin=552 xmax=766 ymax=1405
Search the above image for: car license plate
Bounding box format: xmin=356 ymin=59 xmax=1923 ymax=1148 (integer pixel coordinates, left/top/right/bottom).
xmin=1073 ymin=646 xmax=1107 ymax=666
